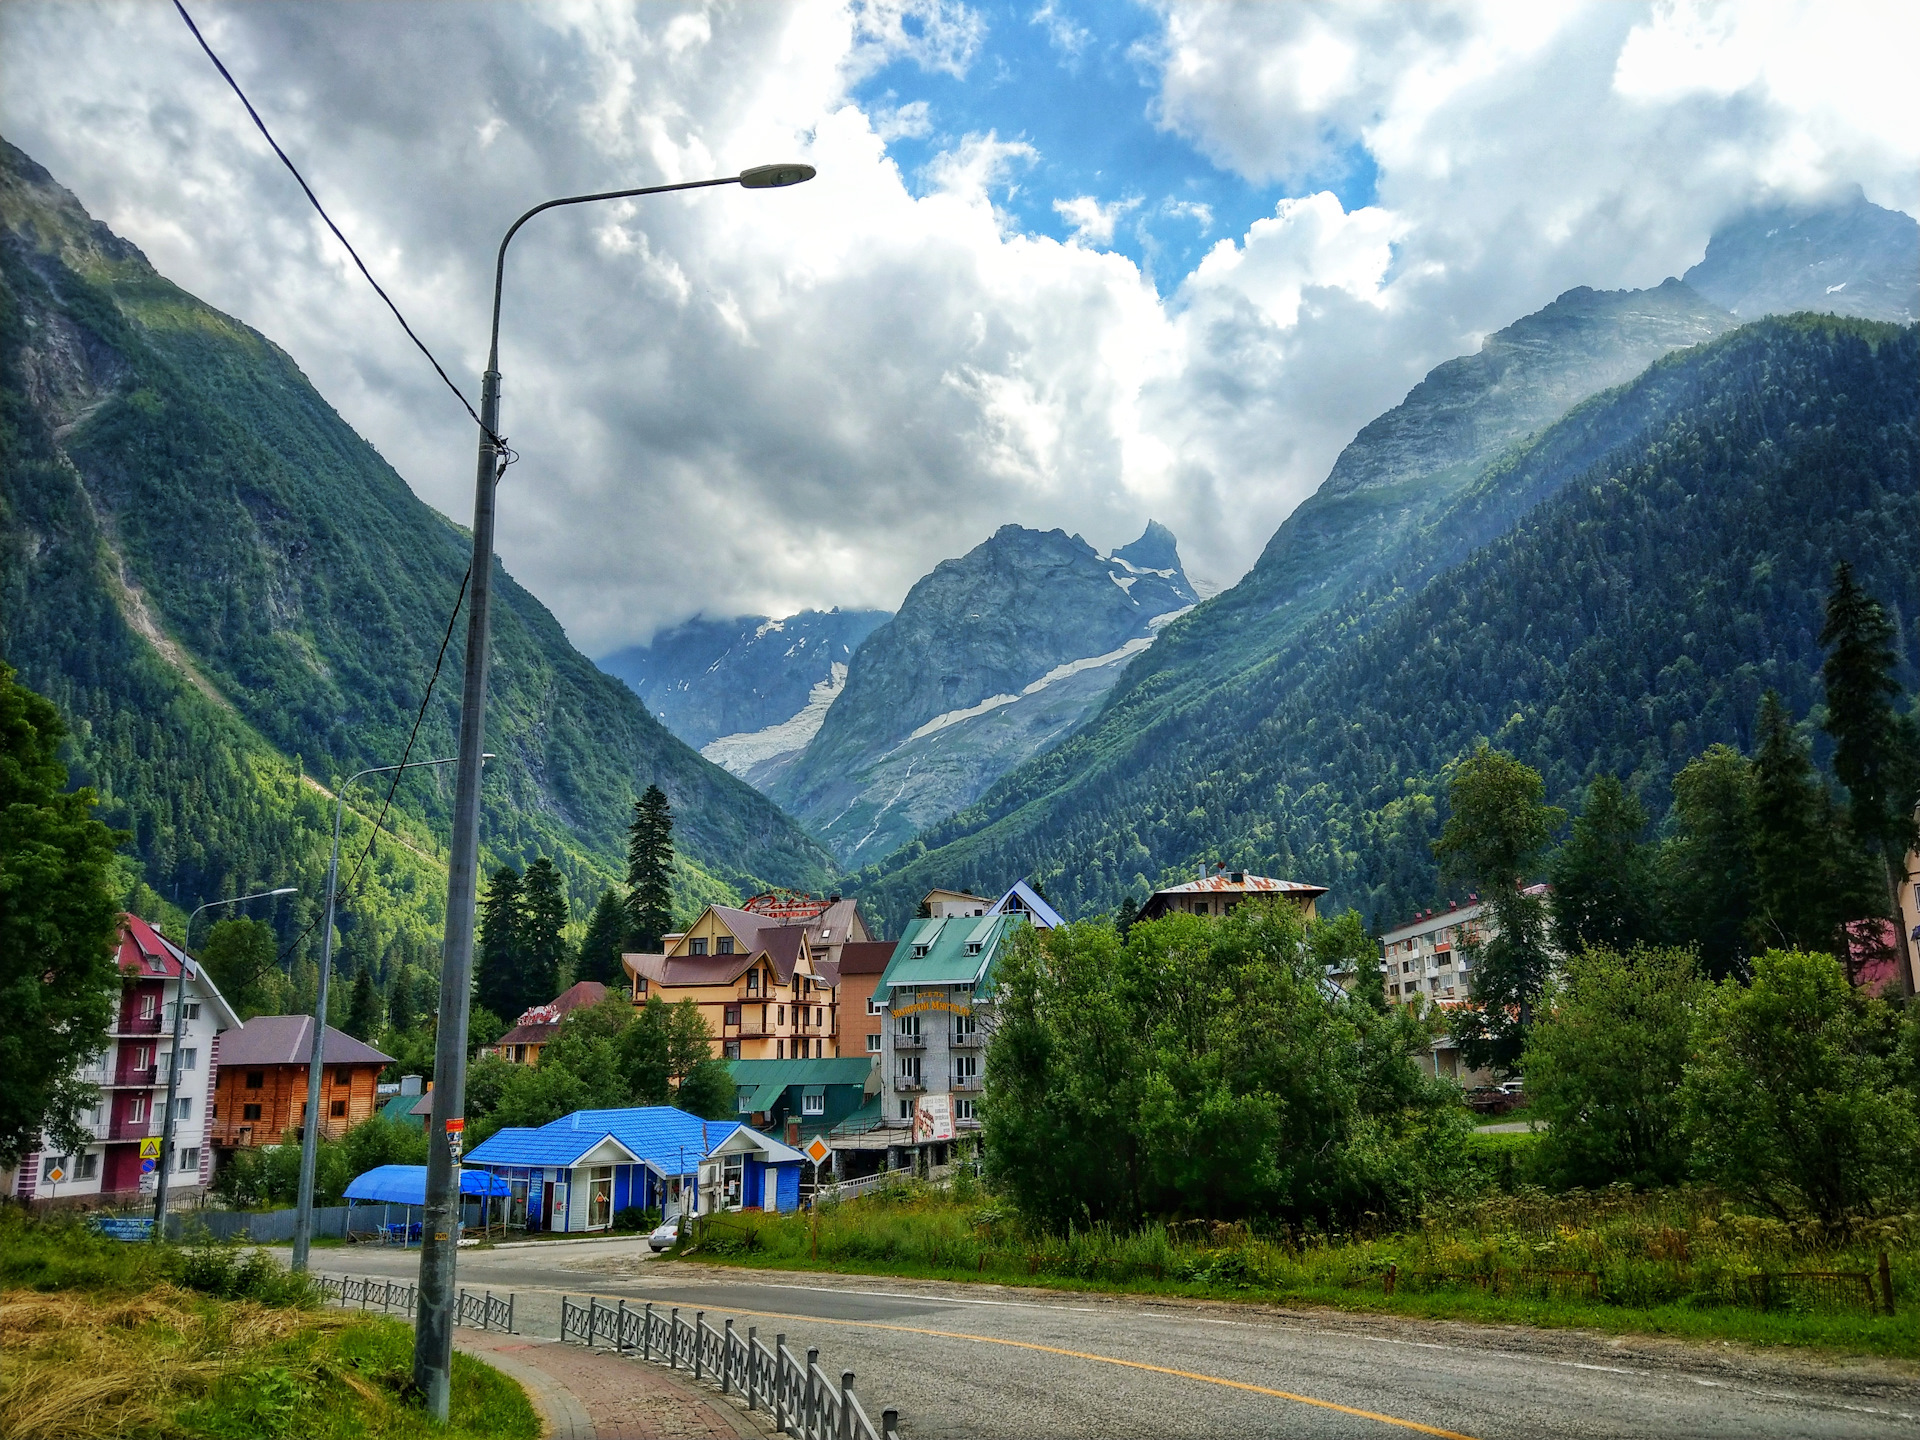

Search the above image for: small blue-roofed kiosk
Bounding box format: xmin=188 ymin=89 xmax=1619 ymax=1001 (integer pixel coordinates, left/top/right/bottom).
xmin=342 ymin=1164 xmax=512 ymax=1245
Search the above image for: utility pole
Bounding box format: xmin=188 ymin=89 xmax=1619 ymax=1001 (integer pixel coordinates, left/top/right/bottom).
xmin=411 ymin=161 xmax=816 ymax=1421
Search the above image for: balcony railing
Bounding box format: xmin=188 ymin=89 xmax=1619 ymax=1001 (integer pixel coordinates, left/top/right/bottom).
xmin=110 ymin=1066 xmax=159 ymax=1088
xmin=724 ymin=1021 xmax=770 ymax=1039
xmin=116 ymin=1013 xmax=163 ymax=1035
xmin=950 ymin=1030 xmax=983 ymax=1048
xmin=107 ymin=1118 xmax=153 ymax=1141
xmin=893 ymin=1073 xmax=926 ymax=1092
xmin=893 ymin=1032 xmax=925 ymax=1051
xmin=952 ymin=1076 xmax=982 ymax=1092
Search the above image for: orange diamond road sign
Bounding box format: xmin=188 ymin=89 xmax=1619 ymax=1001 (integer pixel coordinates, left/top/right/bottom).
xmin=805 ymin=1136 xmax=831 ymax=1166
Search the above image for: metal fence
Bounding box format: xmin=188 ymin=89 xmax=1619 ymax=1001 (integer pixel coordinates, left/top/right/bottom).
xmin=560 ymin=1294 xmax=901 ymax=1440
xmin=315 ymin=1273 xmax=515 ymax=1333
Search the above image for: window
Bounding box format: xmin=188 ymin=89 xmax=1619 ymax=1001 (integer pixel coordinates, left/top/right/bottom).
xmin=182 ymin=1002 xmax=200 ymax=1021
xmin=128 ymin=1095 xmax=147 ymax=1123
xmin=173 ymin=1098 xmax=192 ymax=1120
xmin=722 ymin=1154 xmax=744 ymax=1208
xmin=139 ymin=994 xmax=156 ymax=1018
xmin=911 ymin=943 xmax=929 ymax=958
xmin=747 ymin=969 xmax=759 ymax=994
xmin=635 ymin=977 xmax=648 ymax=996
xmin=953 ymin=1012 xmax=977 ymax=1042
xmin=177 ymin=1146 xmax=199 ymax=1173
xmin=245 ymin=1071 xmax=265 ymax=1090
xmin=738 ymin=1087 xmax=756 ymax=1112
xmin=586 ymin=1166 xmax=614 ymax=1228
xmin=896 ymin=1055 xmax=921 ymax=1085
xmin=777 ymin=1006 xmax=786 ymax=1025
xmin=134 ymin=1044 xmax=152 ymax=1068
xmin=777 ymin=1039 xmax=785 ymax=1059
xmin=723 ymin=1041 xmax=741 ymax=1060
xmin=179 ymin=1047 xmax=197 ymax=1072
xmin=330 ymin=1099 xmax=347 ymax=1117
xmin=210 ymin=1102 xmax=218 ymax=1119
xmin=724 ymin=1004 xmax=741 ymax=1026
xmin=965 ymin=941 xmax=981 ymax=956
xmin=866 ymin=1033 xmax=880 ymax=1053
xmin=77 ymin=1151 xmax=99 ymax=1180
xmin=690 ymin=937 xmax=709 ymax=956
xmin=298 ymin=1103 xmax=308 ymax=1120
xmin=896 ymin=1013 xmax=920 ymax=1039
xmin=867 ymin=996 xmax=881 ymax=1015
xmin=717 ymin=936 xmax=734 ymax=955
xmin=802 ymin=1091 xmax=825 ymax=1116
xmin=41 ymin=1155 xmax=69 ymax=1182
xmin=814 ymin=1038 xmax=823 ymax=1058
xmin=242 ymin=1103 xmax=263 ymax=1121
xmin=955 ymin=1098 xmax=975 ymax=1122
xmin=954 ymin=1055 xmax=978 ymax=1085
xmin=333 ymin=1067 xmax=352 ymax=1086
xmin=898 ymin=1099 xmax=913 ymax=1121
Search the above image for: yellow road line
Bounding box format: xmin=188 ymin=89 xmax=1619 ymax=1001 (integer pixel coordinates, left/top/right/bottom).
xmin=563 ymin=1287 xmax=1479 ymax=1439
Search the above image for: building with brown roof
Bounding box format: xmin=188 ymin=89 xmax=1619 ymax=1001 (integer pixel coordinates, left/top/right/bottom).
xmin=624 ymin=895 xmax=875 ymax=1061
xmin=1138 ymin=870 xmax=1327 ymax=922
xmin=833 ymin=941 xmax=897 ymax=1062
xmin=208 ymin=1016 xmax=392 ymax=1150
xmin=483 ymin=980 xmax=610 ymax=1066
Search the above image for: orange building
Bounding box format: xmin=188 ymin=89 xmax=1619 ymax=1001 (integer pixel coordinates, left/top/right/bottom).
xmin=624 ymin=892 xmax=875 ymax=1061
xmin=208 ymin=1016 xmax=391 ymax=1150
xmin=831 ymin=941 xmax=896 ymax=1062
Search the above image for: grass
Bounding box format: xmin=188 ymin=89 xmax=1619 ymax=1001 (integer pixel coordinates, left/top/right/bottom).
xmin=681 ymin=1183 xmax=1920 ymax=1361
xmin=0 ymin=1208 xmax=539 ymax=1440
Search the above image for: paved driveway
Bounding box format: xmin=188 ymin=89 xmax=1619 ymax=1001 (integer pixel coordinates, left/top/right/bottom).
xmin=315 ymin=1239 xmax=1918 ymax=1440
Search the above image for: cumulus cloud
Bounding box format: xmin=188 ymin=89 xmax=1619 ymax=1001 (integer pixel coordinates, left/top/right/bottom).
xmin=0 ymin=1 xmax=1911 ymax=654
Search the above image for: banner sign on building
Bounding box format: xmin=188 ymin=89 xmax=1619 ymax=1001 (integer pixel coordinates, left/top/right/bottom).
xmin=913 ymin=1094 xmax=954 ymax=1144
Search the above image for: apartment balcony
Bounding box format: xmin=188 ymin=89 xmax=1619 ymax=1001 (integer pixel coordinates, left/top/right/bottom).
xmin=949 ymin=1031 xmax=983 ymax=1048
xmin=893 ymin=1074 xmax=926 ymax=1093
xmin=952 ymin=1076 xmax=983 ymax=1093
xmin=106 ymin=1118 xmax=154 ymax=1141
xmin=108 ymin=1067 xmax=159 ymax=1088
xmin=115 ymin=1014 xmax=163 ymax=1036
xmin=724 ymin=1021 xmax=770 ymax=1039
xmin=893 ymin=1032 xmax=926 ymax=1051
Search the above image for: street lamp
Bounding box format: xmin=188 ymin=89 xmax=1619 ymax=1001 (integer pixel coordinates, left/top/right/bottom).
xmin=291 ymin=753 xmax=489 ymax=1271
xmin=154 ymin=886 xmax=296 ymax=1236
xmin=412 ymin=159 xmax=814 ymax=1418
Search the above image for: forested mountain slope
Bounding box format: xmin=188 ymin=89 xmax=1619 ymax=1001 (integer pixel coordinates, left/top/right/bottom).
xmin=859 ymin=317 xmax=1919 ymax=931
xmin=0 ymin=138 xmax=833 ymax=980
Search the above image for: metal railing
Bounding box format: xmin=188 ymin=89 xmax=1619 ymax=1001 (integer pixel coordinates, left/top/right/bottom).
xmin=116 ymin=1014 xmax=163 ymax=1035
xmin=316 ymin=1274 xmax=515 ymax=1333
xmin=892 ymin=1032 xmax=925 ymax=1051
xmin=561 ymin=1295 xmax=901 ymax=1440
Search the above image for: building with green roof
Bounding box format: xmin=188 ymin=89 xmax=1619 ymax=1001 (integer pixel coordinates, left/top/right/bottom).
xmin=724 ymin=1055 xmax=874 ymax=1142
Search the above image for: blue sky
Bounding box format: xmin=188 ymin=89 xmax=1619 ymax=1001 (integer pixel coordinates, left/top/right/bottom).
xmin=849 ymin=0 xmax=1379 ymax=289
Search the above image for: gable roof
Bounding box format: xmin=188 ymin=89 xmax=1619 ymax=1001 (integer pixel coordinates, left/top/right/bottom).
xmin=726 ymin=1056 xmax=875 ymax=1113
xmin=217 ymin=1014 xmax=392 ymax=1068
xmin=994 ymin=880 xmax=1064 ymax=929
xmin=879 ymin=912 xmax=1023 ymax=993
xmin=463 ymin=1126 xmax=641 ymax=1169
xmin=530 ymin=1106 xmax=725 ymax=1175
xmin=834 ymin=941 xmax=896 ymax=976
xmin=707 ymin=1122 xmax=805 ymax=1165
xmin=117 ymin=915 xmax=242 ymax=1030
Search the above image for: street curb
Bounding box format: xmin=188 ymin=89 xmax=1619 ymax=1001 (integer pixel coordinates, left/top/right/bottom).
xmin=453 ymin=1334 xmax=590 ymax=1440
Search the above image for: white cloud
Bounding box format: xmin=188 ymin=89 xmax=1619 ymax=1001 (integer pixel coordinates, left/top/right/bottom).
xmin=0 ymin=0 xmax=1911 ymax=658
xmin=1030 ymin=2 xmax=1092 ymax=61
xmin=1052 ymin=193 xmax=1140 ymax=247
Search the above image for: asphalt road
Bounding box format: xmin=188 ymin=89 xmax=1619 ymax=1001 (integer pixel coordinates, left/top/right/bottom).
xmin=316 ymin=1238 xmax=1918 ymax=1440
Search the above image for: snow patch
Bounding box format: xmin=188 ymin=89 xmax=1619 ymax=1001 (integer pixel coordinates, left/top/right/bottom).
xmin=701 ymin=662 xmax=846 ymax=774
xmin=1110 ymin=572 xmax=1138 ymax=595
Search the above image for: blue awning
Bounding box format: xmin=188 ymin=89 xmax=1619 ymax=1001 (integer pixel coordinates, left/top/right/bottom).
xmin=342 ymin=1164 xmax=511 ymax=1204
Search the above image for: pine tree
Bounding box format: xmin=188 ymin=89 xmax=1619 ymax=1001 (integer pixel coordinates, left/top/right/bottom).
xmin=577 ymin=889 xmax=629 ymax=987
xmin=388 ymin=966 xmax=416 ymax=1033
xmin=1820 ymin=563 xmax=1920 ymax=926
xmin=520 ymin=858 xmax=571 ymax=1009
xmin=475 ymin=865 xmax=526 ymax=1021
xmin=1549 ymin=775 xmax=1654 ymax=954
xmin=1657 ymin=744 xmax=1756 ymax=980
xmin=344 ymin=964 xmax=381 ymax=1041
xmin=625 ymin=786 xmax=675 ymax=952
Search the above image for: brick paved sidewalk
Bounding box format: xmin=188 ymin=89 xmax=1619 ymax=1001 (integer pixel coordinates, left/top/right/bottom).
xmin=457 ymin=1329 xmax=768 ymax=1440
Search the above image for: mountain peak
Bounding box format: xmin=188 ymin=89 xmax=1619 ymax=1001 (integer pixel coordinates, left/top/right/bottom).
xmin=1111 ymin=520 xmax=1182 ymax=575
xmin=1683 ymin=190 xmax=1919 ymax=323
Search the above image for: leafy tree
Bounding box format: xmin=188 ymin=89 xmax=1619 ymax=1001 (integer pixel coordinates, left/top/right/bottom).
xmin=1820 ymin=563 xmax=1920 ymax=922
xmin=986 ymin=905 xmax=1467 ymax=1231
xmin=1679 ymin=949 xmax=1919 ymax=1224
xmin=199 ymin=916 xmax=286 ymax=1019
xmin=625 ymin=786 xmax=675 ymax=952
xmin=475 ymin=865 xmax=525 ymax=1021
xmin=1748 ymin=691 xmax=1877 ymax=955
xmin=0 ymin=663 xmax=124 ymax=1167
xmin=519 ymin=857 xmax=571 ymax=1007
xmin=1522 ymin=947 xmax=1703 ymax=1189
xmin=1657 ymin=745 xmax=1757 ymax=980
xmin=676 ymin=1058 xmax=738 ymax=1120
xmin=1434 ymin=745 xmax=1563 ymax=1072
xmin=1310 ymin=908 xmax=1384 ymax=1010
xmin=344 ymin=965 xmax=381 ymax=1041
xmin=1549 ymin=775 xmax=1655 ymax=954
xmin=620 ymin=997 xmax=719 ymax=1104
xmin=576 ymin=888 xmax=629 ymax=987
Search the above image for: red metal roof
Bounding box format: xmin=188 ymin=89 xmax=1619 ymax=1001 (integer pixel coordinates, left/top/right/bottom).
xmin=1152 ymin=874 xmax=1328 ymax=898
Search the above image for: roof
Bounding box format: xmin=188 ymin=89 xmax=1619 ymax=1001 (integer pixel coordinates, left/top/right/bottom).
xmin=463 ymin=1126 xmax=642 ymax=1169
xmin=117 ymin=916 xmax=242 ymax=1031
xmin=829 ymin=1094 xmax=884 ymax=1138
xmin=342 ymin=1164 xmax=510 ymax=1203
xmin=1380 ymin=900 xmax=1488 ymax=945
xmin=727 ymin=1057 xmax=875 ymax=1113
xmin=378 ymin=1094 xmax=425 ymax=1127
xmin=834 ymin=941 xmax=896 ymax=976
xmin=704 ymin=1122 xmax=806 ymax=1164
xmin=216 ymin=1015 xmax=393 ymax=1068
xmin=508 ymin=980 xmax=609 ymax=1028
xmin=994 ymin=880 xmax=1064 ymax=929
xmin=1150 ymin=874 xmax=1329 ymax=899
xmin=878 ymin=912 xmax=1023 ymax=993
xmin=493 ymin=1021 xmax=560 ymax=1048
xmin=625 ymin=895 xmax=873 ymax=990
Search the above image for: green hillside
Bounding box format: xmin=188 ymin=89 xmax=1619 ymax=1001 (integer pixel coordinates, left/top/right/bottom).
xmin=0 ymin=138 xmax=833 ymax=987
xmin=860 ymin=316 xmax=1919 ymax=929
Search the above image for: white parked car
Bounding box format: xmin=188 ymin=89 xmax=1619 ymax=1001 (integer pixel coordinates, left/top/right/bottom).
xmin=1495 ymin=1080 xmax=1525 ymax=1096
xmin=647 ymin=1217 xmax=683 ymax=1252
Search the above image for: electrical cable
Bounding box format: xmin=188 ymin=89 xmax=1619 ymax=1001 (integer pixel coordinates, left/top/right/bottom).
xmin=170 ymin=0 xmax=503 ymax=451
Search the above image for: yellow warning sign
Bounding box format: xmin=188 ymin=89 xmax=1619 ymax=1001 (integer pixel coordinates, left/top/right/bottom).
xmin=138 ymin=1138 xmax=163 ymax=1159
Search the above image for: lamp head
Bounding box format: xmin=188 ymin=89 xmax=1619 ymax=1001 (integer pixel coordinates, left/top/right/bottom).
xmin=269 ymin=887 xmax=297 ymax=897
xmin=739 ymin=163 xmax=816 ymax=190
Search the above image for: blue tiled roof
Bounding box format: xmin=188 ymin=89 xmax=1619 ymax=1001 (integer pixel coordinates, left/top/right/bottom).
xmin=540 ymin=1107 xmax=741 ymax=1174
xmin=464 ymin=1126 xmax=638 ymax=1168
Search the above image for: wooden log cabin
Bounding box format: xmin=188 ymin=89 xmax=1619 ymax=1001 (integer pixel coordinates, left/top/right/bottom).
xmin=209 ymin=1016 xmax=391 ymax=1150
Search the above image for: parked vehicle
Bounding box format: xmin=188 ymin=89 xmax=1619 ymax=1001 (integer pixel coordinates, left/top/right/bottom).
xmin=648 ymin=1217 xmax=682 ymax=1252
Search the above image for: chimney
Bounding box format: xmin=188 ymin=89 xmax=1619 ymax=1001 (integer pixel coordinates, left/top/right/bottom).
xmin=401 ymin=1074 xmax=422 ymax=1096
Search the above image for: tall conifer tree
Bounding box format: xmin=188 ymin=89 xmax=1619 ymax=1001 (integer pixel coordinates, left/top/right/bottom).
xmin=475 ymin=865 xmax=526 ymax=1021
xmin=1549 ymin=775 xmax=1655 ymax=954
xmin=344 ymin=964 xmax=381 ymax=1041
xmin=577 ymin=889 xmax=629 ymax=987
xmin=520 ymin=858 xmax=571 ymax=1008
xmin=626 ymin=786 xmax=675 ymax=952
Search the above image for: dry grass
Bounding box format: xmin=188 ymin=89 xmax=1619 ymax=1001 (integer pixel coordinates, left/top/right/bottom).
xmin=0 ymin=1285 xmax=352 ymax=1440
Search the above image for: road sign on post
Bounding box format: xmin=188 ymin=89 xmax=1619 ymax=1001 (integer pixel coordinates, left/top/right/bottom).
xmin=139 ymin=1138 xmax=162 ymax=1159
xmin=804 ymin=1136 xmax=831 ymax=1167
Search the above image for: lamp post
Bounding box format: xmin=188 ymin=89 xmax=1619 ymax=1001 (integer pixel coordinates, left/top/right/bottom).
xmin=412 ymin=159 xmax=816 ymax=1417
xmin=154 ymin=886 xmax=295 ymax=1236
xmin=291 ymin=754 xmax=486 ymax=1272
